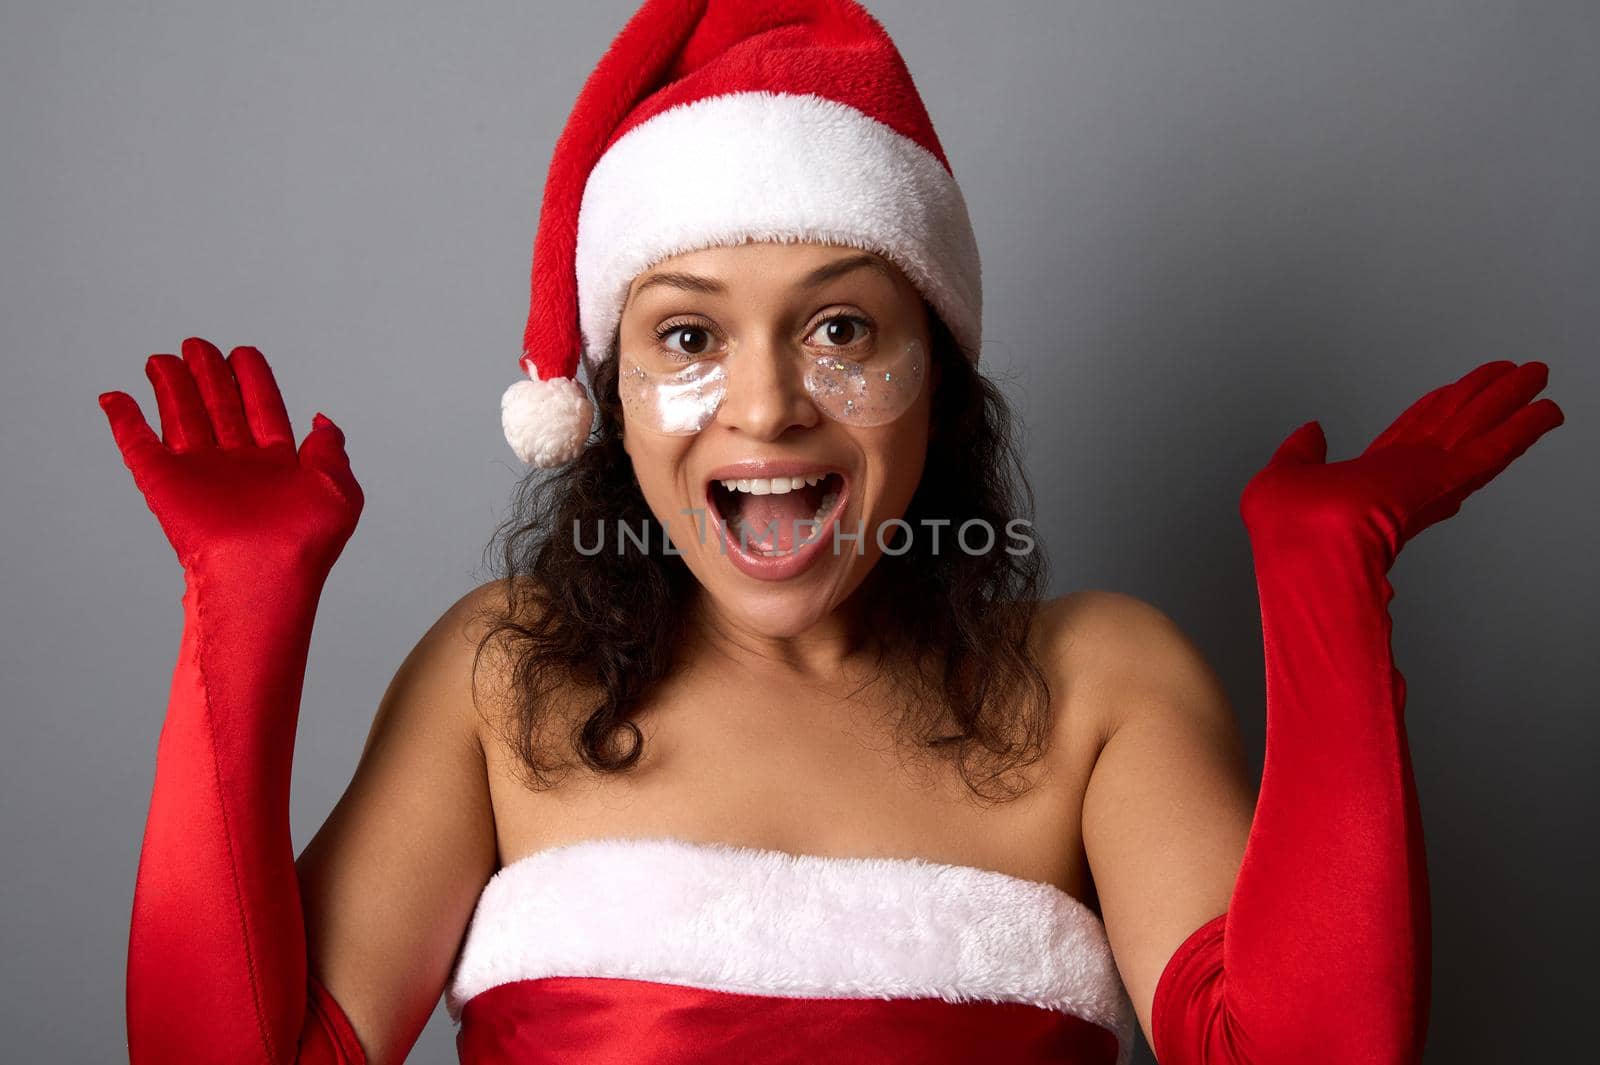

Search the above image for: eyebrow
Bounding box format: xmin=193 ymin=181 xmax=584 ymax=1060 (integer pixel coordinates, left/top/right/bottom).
xmin=625 ymin=253 xmax=894 ymax=308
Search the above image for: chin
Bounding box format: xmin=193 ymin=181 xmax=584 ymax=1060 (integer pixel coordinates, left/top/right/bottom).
xmin=699 ymin=575 xmax=856 ymax=640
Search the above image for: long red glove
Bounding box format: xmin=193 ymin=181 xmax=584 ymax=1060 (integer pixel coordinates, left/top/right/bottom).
xmin=101 ymin=338 xmax=367 ymax=1064
xmin=1150 ymin=360 xmax=1563 ymax=1064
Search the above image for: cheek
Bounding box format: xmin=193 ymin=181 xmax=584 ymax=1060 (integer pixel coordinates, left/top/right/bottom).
xmin=622 ymin=428 xmax=695 ymax=507
xmin=885 ymin=438 xmax=929 ymax=505
xmin=857 ymin=419 xmax=931 ymax=513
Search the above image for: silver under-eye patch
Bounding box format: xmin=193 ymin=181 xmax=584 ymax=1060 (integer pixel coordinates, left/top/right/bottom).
xmin=618 ymin=358 xmax=727 ymax=435
xmin=617 ymin=338 xmax=926 ymax=435
xmin=803 ymin=339 xmax=925 ymax=426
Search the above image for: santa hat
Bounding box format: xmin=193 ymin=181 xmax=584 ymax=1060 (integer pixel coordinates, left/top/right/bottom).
xmin=501 ymin=0 xmax=983 ymax=467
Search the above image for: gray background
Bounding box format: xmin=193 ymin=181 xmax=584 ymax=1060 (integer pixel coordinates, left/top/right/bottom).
xmin=3 ymin=1 xmax=1595 ymax=1061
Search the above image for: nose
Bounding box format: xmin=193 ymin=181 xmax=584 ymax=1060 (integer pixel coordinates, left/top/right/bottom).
xmin=713 ymin=336 xmax=820 ymax=440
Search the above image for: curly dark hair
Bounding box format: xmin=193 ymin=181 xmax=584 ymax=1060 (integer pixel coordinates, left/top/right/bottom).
xmin=470 ymin=305 xmax=1054 ymax=803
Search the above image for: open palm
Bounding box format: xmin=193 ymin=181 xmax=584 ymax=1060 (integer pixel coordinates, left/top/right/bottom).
xmin=98 ymin=337 xmax=363 ymax=577
xmin=1240 ymin=360 xmax=1564 ymax=566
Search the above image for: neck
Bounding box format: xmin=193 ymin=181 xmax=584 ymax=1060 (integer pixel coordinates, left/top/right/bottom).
xmin=685 ymin=584 xmax=881 ymax=685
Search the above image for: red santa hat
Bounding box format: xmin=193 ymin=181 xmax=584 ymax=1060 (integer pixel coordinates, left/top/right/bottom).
xmin=501 ymin=0 xmax=983 ymax=467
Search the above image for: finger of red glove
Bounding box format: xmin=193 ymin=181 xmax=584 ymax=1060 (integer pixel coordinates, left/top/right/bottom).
xmin=1458 ymin=397 xmax=1565 ymax=486
xmin=1267 ymin=419 xmax=1327 ymax=467
xmin=145 ymin=353 xmax=215 ymax=452
xmin=299 ymin=413 xmax=362 ymax=505
xmin=1404 ymin=394 xmax=1564 ymax=539
xmin=228 ymin=345 xmax=296 ymax=448
xmin=181 ymin=337 xmax=253 ymax=449
xmin=1366 ymin=359 xmax=1516 ymax=453
xmin=98 ymin=390 xmax=164 ymax=469
xmin=1436 ymin=360 xmax=1550 ymax=449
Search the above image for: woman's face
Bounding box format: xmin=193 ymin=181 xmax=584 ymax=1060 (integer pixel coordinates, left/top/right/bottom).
xmin=617 ymin=240 xmax=935 ymax=640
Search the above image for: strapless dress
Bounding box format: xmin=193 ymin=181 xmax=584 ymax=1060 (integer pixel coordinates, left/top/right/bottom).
xmin=446 ymin=835 xmax=1136 ymax=1064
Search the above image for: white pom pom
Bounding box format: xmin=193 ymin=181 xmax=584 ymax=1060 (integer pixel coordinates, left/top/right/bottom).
xmin=501 ymin=374 xmax=595 ymax=467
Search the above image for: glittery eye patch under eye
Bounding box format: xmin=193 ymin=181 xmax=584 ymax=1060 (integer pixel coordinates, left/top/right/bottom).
xmin=803 ymin=340 xmax=925 ymax=426
xmin=618 ymin=340 xmax=927 ymax=435
xmin=619 ymin=358 xmax=728 ymax=434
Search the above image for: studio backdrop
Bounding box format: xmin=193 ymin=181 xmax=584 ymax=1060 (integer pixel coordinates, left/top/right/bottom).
xmin=2 ymin=1 xmax=1595 ymax=1062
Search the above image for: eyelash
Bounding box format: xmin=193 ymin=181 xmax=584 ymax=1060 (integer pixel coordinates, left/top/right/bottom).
xmin=652 ymin=312 xmax=875 ymax=360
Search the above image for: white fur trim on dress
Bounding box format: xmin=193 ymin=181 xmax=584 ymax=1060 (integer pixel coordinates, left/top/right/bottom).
xmin=501 ymin=373 xmax=594 ymax=467
xmin=574 ymin=91 xmax=984 ymax=371
xmin=446 ymin=835 xmax=1135 ymax=1065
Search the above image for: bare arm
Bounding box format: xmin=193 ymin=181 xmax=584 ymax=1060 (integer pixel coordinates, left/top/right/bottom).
xmin=1073 ymin=591 xmax=1256 ymax=1046
xmin=296 ymin=582 xmax=503 ymax=1065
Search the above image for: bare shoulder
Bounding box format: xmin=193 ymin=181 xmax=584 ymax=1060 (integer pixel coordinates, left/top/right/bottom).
xmin=1032 ymin=589 xmax=1237 ymax=743
xmin=346 ymin=577 xmax=529 ymax=764
xmin=434 ymin=575 xmax=597 ymax=760
xmin=414 ymin=576 xmax=540 ymax=740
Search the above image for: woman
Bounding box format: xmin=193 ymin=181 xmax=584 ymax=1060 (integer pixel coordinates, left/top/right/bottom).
xmin=98 ymin=2 xmax=1564 ymax=1064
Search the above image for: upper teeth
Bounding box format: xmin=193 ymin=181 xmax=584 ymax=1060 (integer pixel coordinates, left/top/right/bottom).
xmin=719 ymin=474 xmax=829 ymax=495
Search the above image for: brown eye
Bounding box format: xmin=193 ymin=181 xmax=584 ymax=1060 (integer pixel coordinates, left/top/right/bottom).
xmin=655 ymin=322 xmax=717 ymax=359
xmin=671 ymin=327 xmax=711 ymax=356
xmin=808 ymin=314 xmax=871 ymax=349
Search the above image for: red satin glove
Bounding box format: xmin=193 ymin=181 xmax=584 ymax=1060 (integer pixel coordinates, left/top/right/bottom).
xmin=1151 ymin=360 xmax=1563 ymax=1064
xmin=100 ymin=337 xmax=367 ymax=1064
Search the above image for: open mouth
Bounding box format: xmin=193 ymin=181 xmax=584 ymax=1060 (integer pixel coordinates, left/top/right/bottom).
xmin=706 ymin=471 xmax=846 ymax=558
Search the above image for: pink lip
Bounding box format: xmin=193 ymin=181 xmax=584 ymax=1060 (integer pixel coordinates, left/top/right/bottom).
xmin=705 ymin=458 xmax=848 ymax=482
xmin=700 ymin=463 xmax=852 ymax=582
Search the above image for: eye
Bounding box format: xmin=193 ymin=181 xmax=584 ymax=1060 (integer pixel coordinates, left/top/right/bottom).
xmin=653 ymin=319 xmax=720 ymax=360
xmin=806 ymin=313 xmax=873 ymax=351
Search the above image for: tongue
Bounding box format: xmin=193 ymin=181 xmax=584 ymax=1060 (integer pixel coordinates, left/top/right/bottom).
xmin=734 ymin=491 xmax=816 ymax=553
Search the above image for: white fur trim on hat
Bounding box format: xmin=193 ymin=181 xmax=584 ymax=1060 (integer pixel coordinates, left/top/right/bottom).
xmin=574 ymin=91 xmax=983 ymax=372
xmin=501 ymin=373 xmax=594 ymax=467
xmin=445 ymin=835 xmax=1134 ymax=1065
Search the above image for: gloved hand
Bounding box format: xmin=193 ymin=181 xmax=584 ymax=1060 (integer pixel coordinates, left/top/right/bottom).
xmin=100 ymin=338 xmax=362 ymax=579
xmin=101 ymin=337 xmax=367 ymax=1064
xmin=1239 ymin=359 xmax=1563 ymax=566
xmin=1152 ymin=360 xmax=1563 ymax=1064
